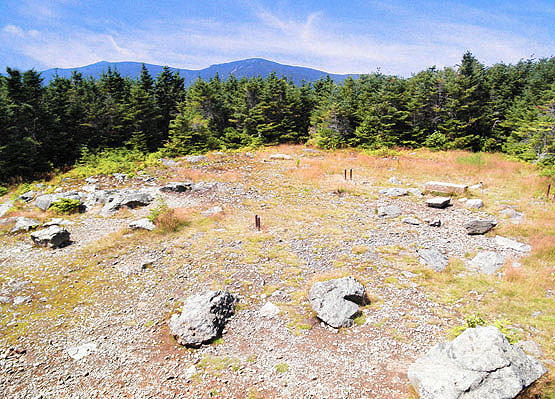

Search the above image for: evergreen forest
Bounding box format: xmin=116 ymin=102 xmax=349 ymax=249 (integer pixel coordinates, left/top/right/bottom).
xmin=1 ymin=51 xmax=554 ymax=184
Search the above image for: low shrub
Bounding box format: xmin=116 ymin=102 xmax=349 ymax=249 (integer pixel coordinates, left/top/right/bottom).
xmin=50 ymin=198 xmax=81 ymax=214
xmin=450 ymin=313 xmax=519 ymax=344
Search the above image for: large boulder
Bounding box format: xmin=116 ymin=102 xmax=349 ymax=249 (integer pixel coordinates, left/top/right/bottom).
xmin=168 ymin=290 xmax=237 ymax=347
xmin=465 ymin=198 xmax=484 ymax=209
xmin=467 ymin=251 xmax=506 ymax=274
xmin=424 ymin=181 xmax=468 ymax=195
xmin=408 ymin=326 xmax=547 ymax=399
xmin=308 ymin=277 xmax=366 ymax=328
xmin=11 ymin=217 xmax=40 ymax=233
xmin=377 ymin=205 xmax=402 ymax=218
xmin=464 ymin=219 xmax=497 ymax=235
xmin=31 ymin=226 xmax=71 ymax=248
xmin=418 ymin=249 xmax=449 ymax=272
xmin=160 ymin=182 xmax=193 ymax=193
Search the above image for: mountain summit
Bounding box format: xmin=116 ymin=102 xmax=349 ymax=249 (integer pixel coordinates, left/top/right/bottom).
xmin=40 ymin=58 xmax=358 ymax=85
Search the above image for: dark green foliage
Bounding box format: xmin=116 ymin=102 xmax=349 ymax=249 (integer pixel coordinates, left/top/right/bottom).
xmin=50 ymin=198 xmax=81 ymax=214
xmin=0 ymin=53 xmax=554 ymax=183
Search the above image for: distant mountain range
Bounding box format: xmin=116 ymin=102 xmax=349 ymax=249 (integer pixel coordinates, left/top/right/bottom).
xmin=40 ymin=58 xmax=359 ymax=86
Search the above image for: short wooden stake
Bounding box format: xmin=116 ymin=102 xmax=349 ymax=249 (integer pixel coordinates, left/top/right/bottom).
xmin=547 ymin=184 xmax=551 ymax=199
xmin=344 ymin=169 xmax=347 ymax=180
xmin=350 ymin=169 xmax=353 ymax=180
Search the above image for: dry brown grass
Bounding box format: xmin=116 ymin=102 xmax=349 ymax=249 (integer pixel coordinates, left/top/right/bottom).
xmin=154 ymin=207 xmax=190 ymax=233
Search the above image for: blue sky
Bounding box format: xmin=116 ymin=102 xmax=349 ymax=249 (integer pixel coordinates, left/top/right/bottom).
xmin=0 ymin=0 xmax=553 ymax=76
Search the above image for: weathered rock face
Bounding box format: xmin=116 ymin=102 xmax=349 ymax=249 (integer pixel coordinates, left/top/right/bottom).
xmin=426 ymin=197 xmax=451 ymax=209
xmin=30 ymin=226 xmax=71 ymax=248
xmin=408 ymin=326 xmax=547 ymax=399
xmin=495 ymin=235 xmax=531 ymax=252
xmin=129 ymin=218 xmax=156 ymax=231
xmin=0 ymin=202 xmax=12 ymax=218
xmin=500 ymin=208 xmax=523 ymax=225
xmin=377 ymin=205 xmax=402 ymax=218
xmin=379 ymin=188 xmax=408 ymax=197
xmin=19 ymin=191 xmax=36 ymax=202
xmin=464 ymin=219 xmax=497 ymax=235
xmin=10 ymin=217 xmax=40 ymax=233
xmin=467 ymin=251 xmax=506 ymax=274
xmin=408 ymin=188 xmax=423 ymax=196
xmin=160 ymin=182 xmax=193 ymax=193
xmin=424 ymin=181 xmax=468 ymax=195
xmin=418 ymin=249 xmax=448 ymax=272
xmin=308 ymin=277 xmax=366 ymax=328
xmin=168 ymin=290 xmax=237 ymax=347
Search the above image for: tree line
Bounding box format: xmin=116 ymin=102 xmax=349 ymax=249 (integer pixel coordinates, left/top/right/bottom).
xmin=0 ymin=51 xmax=553 ymax=183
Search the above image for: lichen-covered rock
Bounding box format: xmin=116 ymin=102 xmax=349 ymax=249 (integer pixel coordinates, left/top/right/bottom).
xmin=379 ymin=188 xmax=408 ymax=197
xmin=31 ymin=226 xmax=71 ymax=248
xmin=308 ymin=277 xmax=366 ymax=328
xmin=129 ymin=218 xmax=156 ymax=231
xmin=495 ymin=235 xmax=531 ymax=252
xmin=377 ymin=205 xmax=402 ymax=218
xmin=408 ymin=326 xmax=547 ymax=399
xmin=169 ymin=290 xmax=237 ymax=347
xmin=11 ymin=217 xmax=40 ymax=233
xmin=424 ymin=181 xmax=468 ymax=195
xmin=467 ymin=251 xmax=506 ymax=274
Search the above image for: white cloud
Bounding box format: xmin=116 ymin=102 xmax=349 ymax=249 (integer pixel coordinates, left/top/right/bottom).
xmin=3 ymin=24 xmax=25 ymax=37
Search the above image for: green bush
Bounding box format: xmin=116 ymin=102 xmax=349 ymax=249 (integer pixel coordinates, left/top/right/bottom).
xmin=50 ymin=198 xmax=81 ymax=214
xmin=70 ymin=147 xmax=160 ymax=178
xmin=450 ymin=313 xmax=519 ymax=343
xmin=0 ymin=186 xmax=8 ymax=197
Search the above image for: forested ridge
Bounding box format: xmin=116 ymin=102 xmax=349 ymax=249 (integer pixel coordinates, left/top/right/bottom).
xmin=1 ymin=51 xmax=554 ymax=184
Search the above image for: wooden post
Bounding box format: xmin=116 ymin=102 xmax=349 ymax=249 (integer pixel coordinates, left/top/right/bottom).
xmin=344 ymin=169 xmax=347 ymax=180
xmin=255 ymin=215 xmax=261 ymax=231
xmin=547 ymin=184 xmax=551 ymax=199
xmin=349 ymin=169 xmax=353 ymax=180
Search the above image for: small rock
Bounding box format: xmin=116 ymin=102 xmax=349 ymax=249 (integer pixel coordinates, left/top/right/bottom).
xmin=466 ymin=198 xmax=484 ymax=209
xmin=515 ymin=340 xmax=543 ymax=358
xmin=0 ymin=202 xmax=12 ymax=218
xmin=85 ymin=177 xmax=98 ymax=184
xmin=183 ymin=365 xmax=197 ymax=380
xmin=82 ymin=184 xmax=97 ymax=193
xmin=19 ymin=191 xmax=36 ymax=202
xmin=379 ymin=188 xmax=408 ymax=197
xmin=129 ymin=219 xmax=156 ymax=231
xmin=428 ymin=219 xmax=442 ymax=227
xmin=67 ymin=343 xmax=97 ymax=360
xmin=467 ymin=251 xmax=506 ymax=274
xmin=201 ymin=206 xmax=223 ymax=217
xmin=244 ymin=152 xmax=254 ymax=158
xmin=426 ymin=197 xmax=451 ymax=209
xmin=402 ymin=217 xmax=421 ymax=225
xmin=418 ymin=249 xmax=448 ymax=272
xmin=500 ymin=208 xmax=523 ymax=225
xmin=159 ymin=158 xmax=178 ymax=167
xmin=388 ymin=177 xmax=401 ymax=185
xmin=31 ymin=226 xmax=71 ymax=248
xmin=185 ymin=155 xmax=208 ymax=163
xmin=464 ymin=219 xmax=497 ymax=235
xmin=11 ymin=217 xmax=40 ymax=233
xmin=377 ymin=205 xmax=402 ymax=218
xmin=0 ymin=296 xmax=10 ymax=304
xmin=13 ymin=296 xmax=31 ymax=305
xmin=470 ymin=182 xmax=483 ymax=190
xmin=495 ymin=236 xmax=531 ymax=252
xmin=259 ymin=302 xmax=280 ymax=319
xmin=408 ymin=188 xmax=423 ymax=196
xmin=269 ymin=153 xmax=293 ymax=160
xmin=160 ymin=182 xmax=193 ymax=193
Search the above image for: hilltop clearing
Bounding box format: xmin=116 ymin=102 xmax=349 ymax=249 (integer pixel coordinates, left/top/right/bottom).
xmin=0 ymin=146 xmax=553 ymax=398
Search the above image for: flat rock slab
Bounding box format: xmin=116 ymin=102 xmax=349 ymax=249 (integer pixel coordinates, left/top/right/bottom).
xmin=467 ymin=251 xmax=506 ymax=274
xmin=408 ymin=326 xmax=547 ymax=399
xmin=377 ymin=205 xmax=402 ymax=218
xmin=500 ymin=208 xmax=524 ymax=225
xmin=464 ymin=219 xmax=497 ymax=235
xmin=100 ymin=190 xmax=154 ymax=216
xmin=402 ymin=217 xmax=421 ymax=225
xmin=379 ymin=188 xmax=408 ymax=197
xmin=35 ymin=192 xmax=83 ymax=211
xmin=426 ymin=197 xmax=451 ymax=209
xmin=418 ymin=249 xmax=449 ymax=272
xmin=495 ymin=236 xmax=532 ymax=252
xmin=424 ymin=181 xmax=468 ymax=195
xmin=169 ymin=290 xmax=237 ymax=347
xmin=308 ymin=276 xmax=366 ymax=328
xmin=31 ymin=226 xmax=71 ymax=248
xmin=160 ymin=182 xmax=193 ymax=193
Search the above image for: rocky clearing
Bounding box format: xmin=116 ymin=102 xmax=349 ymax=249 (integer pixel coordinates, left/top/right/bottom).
xmin=0 ymin=146 xmax=553 ymax=398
